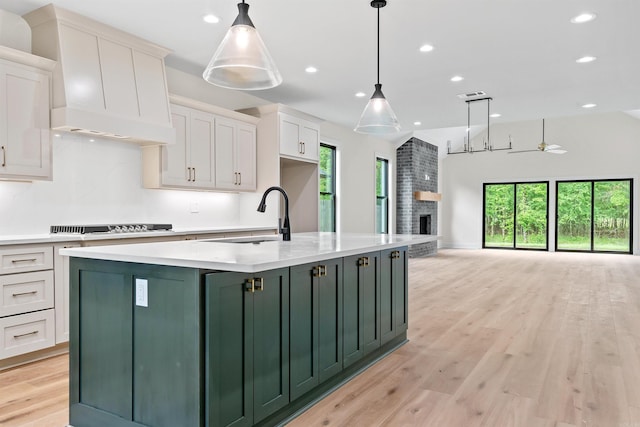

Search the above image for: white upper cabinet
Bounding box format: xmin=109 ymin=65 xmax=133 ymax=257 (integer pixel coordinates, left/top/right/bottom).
xmin=279 ymin=112 xmax=319 ymax=162
xmin=143 ymin=103 xmax=215 ymax=189
xmin=143 ymin=95 xmax=257 ymax=192
xmin=215 ymin=117 xmax=256 ymax=191
xmin=0 ymin=47 xmax=55 ymax=181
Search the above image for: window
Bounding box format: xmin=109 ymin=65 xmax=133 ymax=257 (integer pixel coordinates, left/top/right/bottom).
xmin=483 ymin=182 xmax=548 ymax=250
xmin=319 ymin=144 xmax=336 ymax=232
xmin=376 ymin=157 xmax=389 ymax=234
xmin=556 ymin=179 xmax=632 ymax=253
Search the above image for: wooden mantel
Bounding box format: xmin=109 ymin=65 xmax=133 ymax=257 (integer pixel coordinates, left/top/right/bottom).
xmin=414 ymin=191 xmax=442 ymax=201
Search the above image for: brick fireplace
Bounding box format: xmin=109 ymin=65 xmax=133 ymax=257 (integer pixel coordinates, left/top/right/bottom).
xmin=396 ymin=137 xmax=438 ymax=257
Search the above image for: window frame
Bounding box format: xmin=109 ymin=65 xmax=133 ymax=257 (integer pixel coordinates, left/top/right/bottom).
xmin=319 ymin=143 xmax=337 ymax=232
xmin=482 ymin=181 xmax=550 ymax=251
xmin=555 ymin=178 xmax=633 ymax=254
xmin=376 ymin=157 xmax=390 ymax=234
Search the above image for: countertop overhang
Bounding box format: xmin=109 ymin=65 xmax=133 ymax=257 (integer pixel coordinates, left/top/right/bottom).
xmin=61 ymin=232 xmax=438 ymax=273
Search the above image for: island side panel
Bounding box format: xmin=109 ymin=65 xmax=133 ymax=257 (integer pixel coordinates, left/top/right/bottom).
xmin=69 ymin=258 xmax=202 ymax=427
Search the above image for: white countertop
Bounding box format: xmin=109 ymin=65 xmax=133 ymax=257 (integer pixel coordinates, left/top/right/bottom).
xmin=61 ymin=232 xmax=438 ymax=273
xmin=0 ymin=226 xmax=276 ymax=246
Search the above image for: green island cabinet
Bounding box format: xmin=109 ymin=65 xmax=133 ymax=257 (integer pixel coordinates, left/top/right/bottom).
xmin=68 ymin=246 xmax=408 ymax=427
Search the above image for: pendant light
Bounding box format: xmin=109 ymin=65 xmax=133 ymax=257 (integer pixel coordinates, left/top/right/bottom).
xmin=354 ymin=0 xmax=400 ymax=134
xmin=202 ymin=1 xmax=282 ymax=90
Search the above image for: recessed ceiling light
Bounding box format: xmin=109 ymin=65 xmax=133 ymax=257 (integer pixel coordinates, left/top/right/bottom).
xmin=576 ymin=56 xmax=597 ymax=63
xmin=450 ymin=75 xmax=464 ymax=82
xmin=305 ymin=66 xmax=318 ymax=73
xmin=490 ymin=113 xmax=501 ymax=118
xmin=419 ymin=44 xmax=434 ymax=53
xmin=355 ymin=92 xmax=366 ymax=97
xmin=413 ymin=121 xmax=421 ymax=126
xmin=54 ymin=133 xmax=61 ymax=138
xmin=571 ymin=12 xmax=596 ymax=23
xmin=203 ymin=14 xmax=220 ymax=24
xmin=89 ymin=138 xmax=95 ymax=142
xmin=582 ymin=103 xmax=597 ymax=109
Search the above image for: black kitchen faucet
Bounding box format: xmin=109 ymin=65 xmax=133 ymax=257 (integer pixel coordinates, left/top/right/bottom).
xmin=257 ymin=186 xmax=291 ymax=241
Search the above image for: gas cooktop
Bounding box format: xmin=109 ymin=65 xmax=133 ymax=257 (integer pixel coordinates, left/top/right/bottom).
xmin=50 ymin=224 xmax=173 ymax=234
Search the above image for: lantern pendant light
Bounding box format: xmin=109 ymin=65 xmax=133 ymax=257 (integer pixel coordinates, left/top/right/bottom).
xmin=355 ymin=0 xmax=400 ymax=134
xmin=203 ymin=1 xmax=282 ymax=90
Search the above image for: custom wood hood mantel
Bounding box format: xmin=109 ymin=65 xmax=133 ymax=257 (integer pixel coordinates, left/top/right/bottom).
xmin=414 ymin=191 xmax=442 ymax=201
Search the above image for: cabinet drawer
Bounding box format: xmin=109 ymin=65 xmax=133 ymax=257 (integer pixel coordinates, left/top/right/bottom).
xmin=0 ymin=246 xmax=54 ymax=275
xmin=0 ymin=309 xmax=55 ymax=359
xmin=1 ymin=270 xmax=54 ymax=317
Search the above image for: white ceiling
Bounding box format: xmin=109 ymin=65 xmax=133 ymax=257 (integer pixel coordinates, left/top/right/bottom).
xmin=2 ymin=0 xmax=639 ymax=144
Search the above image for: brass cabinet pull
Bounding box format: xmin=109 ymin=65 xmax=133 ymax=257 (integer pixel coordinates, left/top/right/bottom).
xmin=238 ymin=172 xmax=241 ymax=185
xmin=14 ymin=330 xmax=38 ymax=339
xmin=12 ymin=290 xmax=38 ymax=297
xmin=391 ymin=250 xmax=401 ymax=259
xmin=234 ymin=172 xmax=238 ymax=185
xmin=313 ymin=266 xmax=326 ymax=277
xmin=192 ymin=168 xmax=196 ymax=181
xmin=11 ymin=258 xmax=38 ymax=264
xmin=254 ymin=277 xmax=264 ymax=292
xmin=358 ymin=257 xmax=370 ymax=267
xmin=301 ymin=142 xmax=306 ymax=154
xmin=187 ymin=167 xmax=192 ymax=181
xmin=1 ymin=145 xmax=5 ymax=167
xmin=299 ymin=141 xmax=303 ymax=154
xmin=245 ymin=278 xmax=255 ymax=293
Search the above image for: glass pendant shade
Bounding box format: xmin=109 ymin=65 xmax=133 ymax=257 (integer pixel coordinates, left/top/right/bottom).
xmin=202 ymin=2 xmax=282 ymax=90
xmin=354 ymin=84 xmax=400 ymax=134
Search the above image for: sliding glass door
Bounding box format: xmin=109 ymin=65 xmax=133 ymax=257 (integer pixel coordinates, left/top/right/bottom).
xmin=556 ymin=179 xmax=632 ymax=253
xmin=484 ymin=182 xmax=548 ymax=250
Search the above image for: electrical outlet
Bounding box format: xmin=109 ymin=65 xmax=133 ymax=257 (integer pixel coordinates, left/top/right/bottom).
xmin=135 ymin=278 xmax=148 ymax=307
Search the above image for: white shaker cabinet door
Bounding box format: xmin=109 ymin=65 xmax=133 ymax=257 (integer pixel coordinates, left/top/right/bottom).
xmin=0 ymin=61 xmax=51 ymax=179
xmin=214 ymin=117 xmax=237 ymax=190
xmin=189 ymin=109 xmax=216 ymax=188
xmin=162 ymin=104 xmax=191 ymax=187
xmin=235 ymin=123 xmax=256 ymax=191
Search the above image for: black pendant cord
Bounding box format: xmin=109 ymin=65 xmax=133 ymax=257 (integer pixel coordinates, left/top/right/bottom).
xmin=377 ymin=6 xmax=380 ymax=85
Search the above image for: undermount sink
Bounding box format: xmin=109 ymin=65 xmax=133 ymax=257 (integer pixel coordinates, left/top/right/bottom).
xmin=199 ymin=236 xmax=281 ymax=244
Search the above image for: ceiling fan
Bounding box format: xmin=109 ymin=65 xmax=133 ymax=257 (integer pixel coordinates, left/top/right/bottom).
xmin=508 ymin=119 xmax=567 ymax=154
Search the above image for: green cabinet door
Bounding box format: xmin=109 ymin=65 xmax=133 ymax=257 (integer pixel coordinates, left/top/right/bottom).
xmin=70 ymin=259 xmax=202 ymax=427
xmin=206 ymin=268 xmax=289 ymax=427
xmin=343 ymin=252 xmax=381 ymax=368
xmin=290 ymin=258 xmax=343 ymax=401
xmin=380 ymin=247 xmax=408 ymax=345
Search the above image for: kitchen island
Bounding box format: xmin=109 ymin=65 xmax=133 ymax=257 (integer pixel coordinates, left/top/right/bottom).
xmin=62 ymin=232 xmax=436 ymax=427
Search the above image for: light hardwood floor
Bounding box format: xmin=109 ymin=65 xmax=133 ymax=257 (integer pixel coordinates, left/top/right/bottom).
xmin=2 ymin=249 xmax=640 ymax=427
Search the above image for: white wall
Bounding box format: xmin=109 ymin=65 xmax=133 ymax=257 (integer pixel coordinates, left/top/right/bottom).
xmin=320 ymin=122 xmax=397 ymax=234
xmin=440 ymin=112 xmax=640 ymax=253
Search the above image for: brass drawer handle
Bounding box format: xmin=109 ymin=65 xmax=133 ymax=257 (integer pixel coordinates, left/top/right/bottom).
xmin=11 ymin=258 xmax=38 ymax=264
xmin=14 ymin=330 xmax=38 ymax=339
xmin=12 ymin=290 xmax=38 ymax=297
xmin=313 ymin=266 xmax=327 ymax=277
xmin=238 ymin=172 xmax=242 ymax=185
xmin=358 ymin=257 xmax=370 ymax=267
xmin=245 ymin=278 xmax=255 ymax=293
xmin=254 ymin=277 xmax=264 ymax=292
xmin=391 ymin=250 xmax=401 ymax=259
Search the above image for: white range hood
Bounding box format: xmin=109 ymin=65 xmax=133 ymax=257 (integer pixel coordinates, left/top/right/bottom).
xmin=23 ymin=4 xmax=175 ymax=145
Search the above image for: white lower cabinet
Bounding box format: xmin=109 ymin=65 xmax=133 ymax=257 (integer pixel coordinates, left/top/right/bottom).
xmin=0 ymin=243 xmax=56 ymax=360
xmin=0 ymin=309 xmax=55 ymax=359
xmin=54 ymin=243 xmax=80 ymax=344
